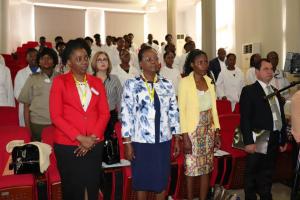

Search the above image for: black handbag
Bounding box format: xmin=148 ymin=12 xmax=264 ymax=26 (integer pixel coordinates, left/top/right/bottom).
xmin=103 ymin=110 xmax=120 ymax=165
xmin=10 ymin=144 xmax=40 ymax=174
xmin=103 ymin=132 xmax=120 ymax=165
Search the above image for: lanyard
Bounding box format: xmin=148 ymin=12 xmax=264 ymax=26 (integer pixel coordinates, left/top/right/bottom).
xmin=73 ymin=75 xmax=88 ymax=107
xmin=142 ymin=73 xmax=157 ymax=102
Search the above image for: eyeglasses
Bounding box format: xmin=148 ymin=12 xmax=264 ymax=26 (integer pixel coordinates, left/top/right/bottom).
xmin=143 ymin=57 xmax=159 ymax=63
xmin=74 ymin=55 xmax=89 ymax=63
xmin=96 ymin=58 xmax=108 ymax=63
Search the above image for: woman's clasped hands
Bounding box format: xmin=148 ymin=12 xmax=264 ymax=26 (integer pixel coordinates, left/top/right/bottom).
xmin=74 ymin=134 xmax=100 ymax=157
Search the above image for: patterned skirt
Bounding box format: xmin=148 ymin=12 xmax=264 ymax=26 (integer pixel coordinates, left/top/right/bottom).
xmin=184 ymin=109 xmax=215 ymax=176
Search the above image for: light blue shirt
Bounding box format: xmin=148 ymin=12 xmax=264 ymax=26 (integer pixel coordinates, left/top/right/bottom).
xmin=121 ymin=75 xmax=180 ymax=143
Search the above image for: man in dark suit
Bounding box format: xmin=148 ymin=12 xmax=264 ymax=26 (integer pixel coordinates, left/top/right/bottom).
xmin=208 ymin=48 xmax=226 ymax=81
xmin=240 ymin=58 xmax=287 ymax=200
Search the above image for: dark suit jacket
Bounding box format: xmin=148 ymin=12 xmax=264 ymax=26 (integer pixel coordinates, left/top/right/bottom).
xmin=239 ymin=81 xmax=287 ymax=146
xmin=209 ymin=57 xmax=221 ymax=81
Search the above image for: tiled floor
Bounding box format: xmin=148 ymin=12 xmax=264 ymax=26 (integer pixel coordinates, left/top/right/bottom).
xmin=228 ymin=183 xmax=291 ymax=200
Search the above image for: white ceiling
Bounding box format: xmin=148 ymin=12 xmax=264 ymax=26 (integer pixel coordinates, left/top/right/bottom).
xmin=33 ymin=0 xmax=197 ymax=12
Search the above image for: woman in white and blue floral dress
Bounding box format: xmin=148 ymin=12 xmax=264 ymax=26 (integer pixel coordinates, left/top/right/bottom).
xmin=121 ymin=46 xmax=181 ymax=199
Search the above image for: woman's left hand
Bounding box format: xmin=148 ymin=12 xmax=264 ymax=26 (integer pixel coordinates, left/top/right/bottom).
xmin=214 ymin=130 xmax=221 ymax=149
xmin=74 ymin=145 xmax=90 ymax=157
xmin=173 ymin=136 xmax=181 ymax=158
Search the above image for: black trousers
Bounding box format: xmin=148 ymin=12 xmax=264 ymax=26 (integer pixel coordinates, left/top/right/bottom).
xmin=54 ymin=142 xmax=104 ymax=200
xmin=244 ymin=131 xmax=279 ymax=200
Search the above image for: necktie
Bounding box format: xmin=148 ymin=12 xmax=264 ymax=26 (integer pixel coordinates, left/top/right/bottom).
xmin=266 ymin=85 xmax=282 ymax=131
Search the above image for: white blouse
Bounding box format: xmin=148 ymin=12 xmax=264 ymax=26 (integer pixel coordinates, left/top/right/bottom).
xmin=198 ymin=90 xmax=212 ymax=111
xmin=76 ymin=82 xmax=92 ymax=112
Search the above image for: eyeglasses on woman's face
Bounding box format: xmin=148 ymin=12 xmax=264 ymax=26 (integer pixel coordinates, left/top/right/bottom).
xmin=143 ymin=56 xmax=159 ymax=63
xmin=96 ymin=58 xmax=108 ymax=63
xmin=74 ymin=55 xmax=89 ymax=64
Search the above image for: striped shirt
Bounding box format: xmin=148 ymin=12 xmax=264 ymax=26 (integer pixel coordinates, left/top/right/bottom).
xmin=103 ymin=74 xmax=123 ymax=111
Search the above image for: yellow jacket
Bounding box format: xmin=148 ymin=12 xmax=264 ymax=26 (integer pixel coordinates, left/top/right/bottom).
xmin=178 ymin=72 xmax=220 ymax=134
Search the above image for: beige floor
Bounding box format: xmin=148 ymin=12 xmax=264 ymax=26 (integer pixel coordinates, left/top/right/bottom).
xmin=228 ymin=183 xmax=291 ymax=200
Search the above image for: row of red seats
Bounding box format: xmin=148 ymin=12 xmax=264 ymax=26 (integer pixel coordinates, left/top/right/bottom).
xmin=1 ymin=41 xmax=53 ymax=81
xmin=0 ymin=100 xmax=238 ymax=127
xmin=0 ymin=126 xmax=35 ymax=200
xmin=0 ymin=100 xmax=293 ymax=199
xmin=0 ymin=121 xmax=237 ymax=200
xmin=0 ymin=101 xmax=241 ymax=199
xmin=216 ymin=99 xmax=240 ymax=115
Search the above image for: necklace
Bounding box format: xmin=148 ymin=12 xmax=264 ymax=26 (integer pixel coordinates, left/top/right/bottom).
xmin=73 ymin=74 xmax=88 ymax=107
xmin=141 ymin=73 xmax=157 ymax=102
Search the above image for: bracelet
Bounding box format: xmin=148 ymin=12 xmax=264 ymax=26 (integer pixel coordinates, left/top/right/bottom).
xmin=123 ymin=141 xmax=132 ymax=144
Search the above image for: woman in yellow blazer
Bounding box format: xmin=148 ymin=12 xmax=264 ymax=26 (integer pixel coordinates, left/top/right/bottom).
xmin=178 ymin=49 xmax=220 ymax=200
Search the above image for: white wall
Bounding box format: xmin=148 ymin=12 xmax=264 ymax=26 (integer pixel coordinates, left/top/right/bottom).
xmin=176 ymin=3 xmax=202 ymax=50
xmin=35 ymin=6 xmax=85 ymax=44
xmin=146 ymin=10 xmax=167 ymax=45
xmin=0 ymin=0 xmax=5 ymax=53
xmin=85 ymin=9 xmax=105 ymax=41
xmin=105 ymin=11 xmax=144 ymax=46
xmin=0 ymin=0 xmax=35 ymax=53
xmin=235 ymin=0 xmax=300 ymax=70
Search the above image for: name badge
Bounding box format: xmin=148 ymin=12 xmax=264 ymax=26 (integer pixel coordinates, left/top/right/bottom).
xmin=149 ymin=108 xmax=156 ymax=120
xmin=91 ymin=87 xmax=99 ymax=95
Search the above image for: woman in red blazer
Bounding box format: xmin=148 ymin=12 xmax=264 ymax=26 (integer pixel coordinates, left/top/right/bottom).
xmin=49 ymin=38 xmax=110 ymax=200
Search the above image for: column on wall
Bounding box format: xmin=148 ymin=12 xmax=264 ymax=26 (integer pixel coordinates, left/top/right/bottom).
xmin=167 ymin=0 xmax=176 ymax=43
xmin=85 ymin=9 xmax=105 ymax=41
xmin=201 ymin=0 xmax=216 ymax=59
xmin=0 ymin=0 xmax=9 ymax=53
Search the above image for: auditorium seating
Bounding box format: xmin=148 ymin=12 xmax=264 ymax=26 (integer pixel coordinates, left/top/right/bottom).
xmin=41 ymin=126 xmax=62 ymax=200
xmin=0 ymin=107 xmax=19 ymax=126
xmin=216 ymin=100 xmax=232 ymax=115
xmin=0 ymin=126 xmax=35 ymax=200
xmin=219 ymin=114 xmax=247 ymax=189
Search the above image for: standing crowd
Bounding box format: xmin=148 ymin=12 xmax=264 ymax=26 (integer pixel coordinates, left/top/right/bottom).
xmin=0 ymin=32 xmax=294 ymax=200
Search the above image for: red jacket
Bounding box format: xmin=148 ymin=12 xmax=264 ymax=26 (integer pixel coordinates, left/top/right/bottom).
xmin=49 ymin=72 xmax=110 ymax=146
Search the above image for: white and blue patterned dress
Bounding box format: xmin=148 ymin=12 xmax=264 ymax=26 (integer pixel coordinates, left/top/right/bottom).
xmin=121 ymin=75 xmax=180 ymax=192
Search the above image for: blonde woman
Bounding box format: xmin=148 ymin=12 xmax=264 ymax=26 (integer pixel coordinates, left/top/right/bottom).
xmin=91 ymin=51 xmax=122 ymax=125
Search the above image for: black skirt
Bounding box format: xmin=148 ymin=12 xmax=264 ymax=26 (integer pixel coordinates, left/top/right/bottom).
xmin=54 ymin=142 xmax=104 ymax=200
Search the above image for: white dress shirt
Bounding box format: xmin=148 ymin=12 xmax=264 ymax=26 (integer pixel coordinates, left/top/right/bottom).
xmin=270 ymin=69 xmax=290 ymax=99
xmin=101 ymin=45 xmax=114 ymax=58
xmin=111 ymin=64 xmax=140 ymax=86
xmin=14 ymin=66 xmax=41 ymax=126
xmin=246 ymin=67 xmax=257 ymax=85
xmin=0 ymin=64 xmax=15 ymax=107
xmin=177 ymin=53 xmax=188 ymax=74
xmin=146 ymin=42 xmax=160 ymax=53
xmin=110 ymin=48 xmax=122 ymax=67
xmin=257 ymin=80 xmax=281 ymax=131
xmin=218 ymin=58 xmax=226 ymax=71
xmin=159 ymin=66 xmax=181 ymax=95
xmin=216 ymin=66 xmax=245 ymax=110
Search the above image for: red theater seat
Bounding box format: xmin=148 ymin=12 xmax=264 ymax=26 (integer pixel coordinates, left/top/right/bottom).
xmin=41 ymin=126 xmax=62 ymax=200
xmin=0 ymin=107 xmax=18 ymax=126
xmin=0 ymin=126 xmax=35 ymax=200
xmin=219 ymin=114 xmax=247 ymax=189
xmin=216 ymin=100 xmax=232 ymax=115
